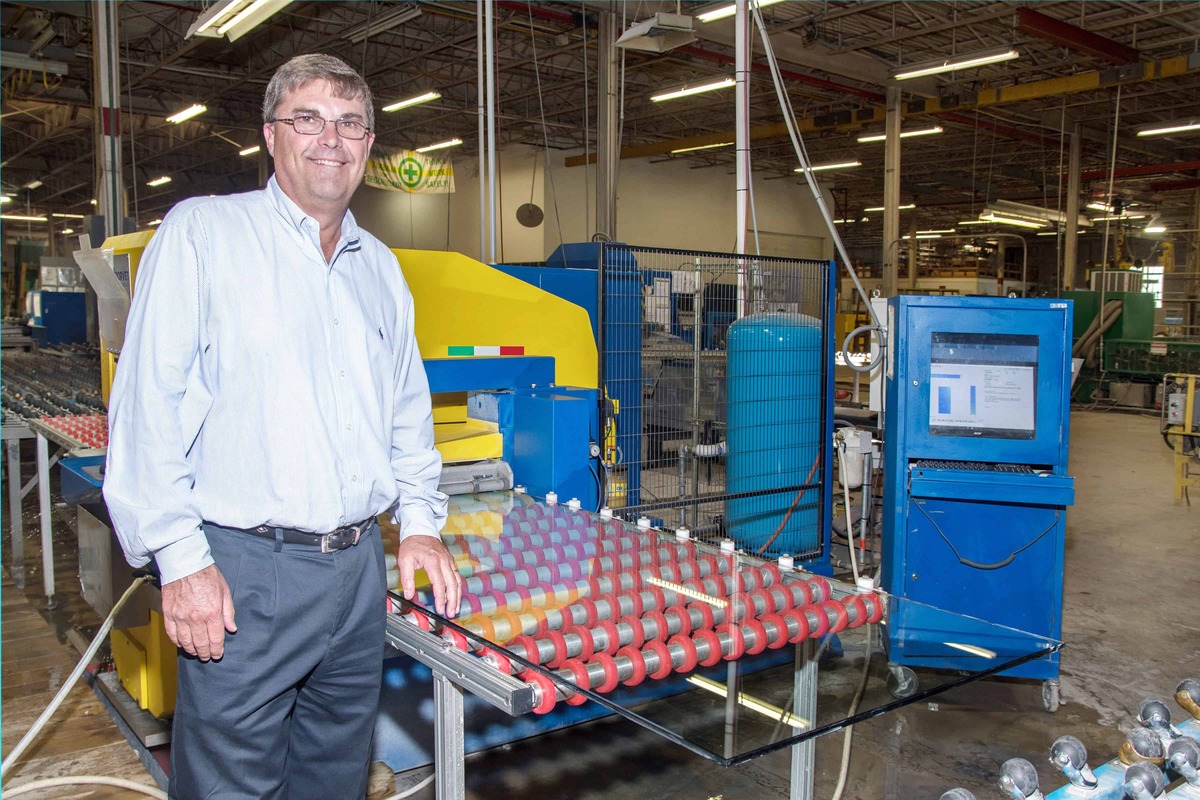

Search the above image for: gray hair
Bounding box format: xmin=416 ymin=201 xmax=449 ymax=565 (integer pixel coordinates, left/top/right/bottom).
xmin=263 ymin=54 xmax=374 ymax=131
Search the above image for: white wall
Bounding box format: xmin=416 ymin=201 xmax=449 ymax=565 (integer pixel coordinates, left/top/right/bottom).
xmin=350 ymin=144 xmax=838 ymax=263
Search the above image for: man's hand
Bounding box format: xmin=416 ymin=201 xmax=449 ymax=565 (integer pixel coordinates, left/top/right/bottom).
xmin=161 ymin=564 xmax=237 ymax=661
xmin=397 ymin=535 xmax=462 ymax=618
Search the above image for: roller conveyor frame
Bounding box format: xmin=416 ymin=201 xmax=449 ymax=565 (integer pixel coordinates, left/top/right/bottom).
xmin=382 ymin=491 xmax=1063 ymax=800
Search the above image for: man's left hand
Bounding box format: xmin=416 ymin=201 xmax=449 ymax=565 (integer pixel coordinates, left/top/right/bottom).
xmin=397 ymin=535 xmax=462 ymax=617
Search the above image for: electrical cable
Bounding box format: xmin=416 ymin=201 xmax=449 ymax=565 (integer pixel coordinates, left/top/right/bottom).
xmin=2 ymin=575 xmax=153 ymax=779
xmin=382 ymin=772 xmax=435 ymax=800
xmin=911 ymin=500 xmax=1059 ymax=570
xmin=830 ymin=624 xmax=873 ymax=800
xmin=2 ymin=776 xmax=166 ymax=799
xmin=755 ymin=451 xmax=821 ymax=554
xmin=836 ymin=440 xmax=861 ymax=585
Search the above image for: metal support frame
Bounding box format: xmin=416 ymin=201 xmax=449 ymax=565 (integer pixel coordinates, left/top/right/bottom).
xmin=1063 ymin=124 xmax=1082 ymax=292
xmin=881 ymin=85 xmax=902 ymax=297
xmin=35 ymin=432 xmax=56 ymax=603
xmin=434 ymin=676 xmax=466 ymax=800
xmin=789 ymin=638 xmax=818 ymax=800
xmin=6 ymin=437 xmax=26 ymax=584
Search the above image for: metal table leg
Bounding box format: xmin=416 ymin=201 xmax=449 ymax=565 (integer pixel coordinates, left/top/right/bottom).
xmin=434 ymin=674 xmax=467 ymax=800
xmin=7 ymin=438 xmax=25 ymax=586
xmin=35 ymin=432 xmax=55 ymax=605
xmin=789 ymin=638 xmax=818 ymax=800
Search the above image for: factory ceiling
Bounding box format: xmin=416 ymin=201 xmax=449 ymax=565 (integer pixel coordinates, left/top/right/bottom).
xmin=1 ymin=1 xmax=1199 ymax=249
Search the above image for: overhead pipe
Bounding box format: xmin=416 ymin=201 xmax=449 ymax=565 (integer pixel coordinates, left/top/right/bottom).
xmin=485 ymin=0 xmax=498 ymax=263
xmin=476 ymin=0 xmax=487 ymax=262
xmin=734 ymin=0 xmax=750 ymax=317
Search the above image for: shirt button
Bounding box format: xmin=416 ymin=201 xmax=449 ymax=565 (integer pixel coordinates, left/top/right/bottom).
xmin=340 ymin=370 xmax=346 ymax=378
xmin=351 ymin=474 xmax=358 ymax=482
xmin=346 ymin=422 xmax=353 ymax=430
xmin=334 ymin=318 xmax=340 ymax=326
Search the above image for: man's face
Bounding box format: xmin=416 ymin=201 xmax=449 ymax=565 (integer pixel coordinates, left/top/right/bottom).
xmin=263 ymin=80 xmax=375 ymax=218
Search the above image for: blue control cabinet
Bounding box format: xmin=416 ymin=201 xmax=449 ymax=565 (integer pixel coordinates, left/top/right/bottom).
xmin=881 ymin=296 xmax=1074 ymax=691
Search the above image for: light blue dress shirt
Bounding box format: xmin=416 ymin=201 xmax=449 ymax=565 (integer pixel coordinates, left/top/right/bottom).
xmin=104 ymin=176 xmax=447 ymax=585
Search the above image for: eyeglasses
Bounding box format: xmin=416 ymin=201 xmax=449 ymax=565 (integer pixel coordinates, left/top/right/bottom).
xmin=270 ymin=114 xmax=371 ymax=140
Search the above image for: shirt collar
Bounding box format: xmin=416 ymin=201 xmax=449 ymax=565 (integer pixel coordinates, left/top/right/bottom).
xmin=266 ymin=174 xmax=360 ymax=244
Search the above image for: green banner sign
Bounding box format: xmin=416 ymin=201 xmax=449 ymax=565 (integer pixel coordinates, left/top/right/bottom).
xmin=365 ymin=144 xmax=455 ymax=194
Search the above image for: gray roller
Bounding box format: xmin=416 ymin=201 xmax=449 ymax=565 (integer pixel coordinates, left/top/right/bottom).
xmin=1166 ymin=737 xmax=1200 ymax=785
xmin=998 ymin=758 xmax=1042 ymax=799
xmin=1050 ymin=735 xmax=1097 ymax=788
xmin=1138 ymin=697 xmax=1180 ymax=739
xmin=1122 ymin=762 xmax=1165 ymax=798
xmin=1177 ymin=678 xmax=1200 ymax=719
xmin=1119 ymin=727 xmax=1165 ymax=765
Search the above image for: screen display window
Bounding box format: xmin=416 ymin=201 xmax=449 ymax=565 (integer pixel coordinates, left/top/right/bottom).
xmin=928 ymin=333 xmax=1038 ymax=440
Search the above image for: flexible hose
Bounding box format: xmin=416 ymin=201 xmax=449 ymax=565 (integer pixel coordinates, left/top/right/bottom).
xmin=830 ymin=624 xmax=874 ymax=800
xmin=836 ymin=441 xmax=861 ymax=585
xmin=1 ymin=776 xmax=166 ymax=798
xmin=1 ymin=575 xmax=152 ymax=778
xmin=382 ymin=772 xmax=435 ymax=800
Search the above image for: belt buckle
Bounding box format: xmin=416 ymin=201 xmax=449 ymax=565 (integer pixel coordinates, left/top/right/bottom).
xmin=321 ymin=524 xmax=363 ymax=553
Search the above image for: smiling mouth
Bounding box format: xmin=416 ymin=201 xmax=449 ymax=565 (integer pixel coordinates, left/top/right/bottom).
xmin=310 ymin=158 xmax=345 ymax=167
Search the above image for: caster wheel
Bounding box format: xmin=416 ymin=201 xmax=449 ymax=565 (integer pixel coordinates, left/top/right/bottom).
xmin=1042 ymin=680 xmax=1060 ymax=713
xmin=887 ymin=665 xmax=918 ymax=699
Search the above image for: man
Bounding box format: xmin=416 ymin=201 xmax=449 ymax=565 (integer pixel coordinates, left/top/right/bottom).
xmin=104 ymin=54 xmax=461 ymax=799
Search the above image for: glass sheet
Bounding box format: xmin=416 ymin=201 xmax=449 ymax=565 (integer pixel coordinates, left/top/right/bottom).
xmin=394 ymin=491 xmax=1061 ymax=766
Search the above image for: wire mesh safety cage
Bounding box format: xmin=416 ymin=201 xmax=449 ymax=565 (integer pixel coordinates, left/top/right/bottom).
xmin=597 ymin=243 xmax=835 ymax=563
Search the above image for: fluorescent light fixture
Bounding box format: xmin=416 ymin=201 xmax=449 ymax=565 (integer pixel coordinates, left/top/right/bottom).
xmin=382 ymin=91 xmax=441 ymax=113
xmin=686 ymin=675 xmax=809 ymax=728
xmin=892 ymin=47 xmax=1020 ymax=81
xmin=344 ymin=5 xmax=421 ymax=44
xmin=615 ymin=12 xmax=696 ymax=53
xmin=980 ymin=212 xmax=1045 ymax=229
xmin=857 ymin=126 xmax=943 ymax=143
xmin=23 ymin=180 xmax=43 ymax=190
xmin=1086 ymin=202 xmax=1113 ymax=212
xmin=1136 ymin=119 xmax=1200 ymax=138
xmin=671 ymin=141 xmax=733 ymax=154
xmin=51 ymin=213 xmax=85 ymax=219
xmin=651 ymin=77 xmax=735 ymax=103
xmin=903 ymin=234 xmax=943 ymax=239
xmin=794 ymin=160 xmax=863 ymax=173
xmin=864 ymin=204 xmax=916 ymax=212
xmin=90 ymin=198 xmax=98 ymax=205
xmin=1 ymin=214 xmax=48 ymax=222
xmin=239 ymin=145 xmax=261 ymax=156
xmin=61 ymin=228 xmax=74 ymax=235
xmin=958 ymin=219 xmax=993 ymax=226
xmin=0 ymin=196 xmax=11 ymax=204
xmin=217 ymin=0 xmax=289 ymax=40
xmin=415 ymin=137 xmax=463 ymax=153
xmin=186 ymin=0 xmax=245 ymax=38
xmin=985 ymin=199 xmax=1091 ymax=228
xmin=147 ymin=176 xmax=172 ymax=187
xmin=148 ymin=218 xmax=163 ymax=226
xmin=697 ymin=0 xmax=785 ymax=24
xmin=1145 ymin=224 xmax=1167 ymax=233
xmin=917 ymin=229 xmax=956 ymax=234
xmin=166 ymin=104 xmax=207 ymax=124
xmin=1092 ymin=214 xmax=1146 ymax=221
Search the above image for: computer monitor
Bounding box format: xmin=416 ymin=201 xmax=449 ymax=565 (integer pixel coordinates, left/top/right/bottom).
xmin=928 ymin=332 xmax=1038 ymax=440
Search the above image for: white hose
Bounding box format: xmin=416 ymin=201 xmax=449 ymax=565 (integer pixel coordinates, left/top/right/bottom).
xmin=836 ymin=441 xmax=861 ymax=585
xmin=1 ymin=575 xmax=151 ymax=778
xmin=830 ymin=625 xmax=874 ymax=800
xmin=382 ymin=771 xmax=435 ymax=800
xmin=2 ymin=775 xmax=167 ymax=798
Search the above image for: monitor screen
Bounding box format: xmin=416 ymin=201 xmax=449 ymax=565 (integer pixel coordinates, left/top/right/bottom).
xmin=928 ymin=333 xmax=1038 ymax=440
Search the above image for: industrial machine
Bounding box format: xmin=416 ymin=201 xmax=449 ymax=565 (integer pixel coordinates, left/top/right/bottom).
xmin=993 ymin=678 xmax=1200 ymax=799
xmin=1162 ymin=374 xmax=1200 ymax=503
xmin=881 ymin=295 xmax=1075 ymax=711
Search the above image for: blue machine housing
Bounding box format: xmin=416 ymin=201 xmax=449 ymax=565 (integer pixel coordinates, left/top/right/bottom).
xmin=881 ymin=296 xmax=1074 ymax=681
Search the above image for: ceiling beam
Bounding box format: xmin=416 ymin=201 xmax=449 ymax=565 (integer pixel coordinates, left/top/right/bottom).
xmin=1017 ymin=8 xmax=1140 ymax=65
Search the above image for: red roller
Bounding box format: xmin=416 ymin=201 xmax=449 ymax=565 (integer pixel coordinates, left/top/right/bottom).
xmin=525 ymin=670 xmax=558 ymax=715
xmin=688 ymin=600 xmax=716 ymax=633
xmin=567 ymin=625 xmax=595 ymax=661
xmin=646 ymin=584 xmax=667 ymax=612
xmin=616 ymin=645 xmax=648 ymax=687
xmin=593 ymin=652 xmax=620 ymax=692
xmin=597 ymin=619 xmax=622 ymax=655
xmin=864 ymin=592 xmax=884 ymax=624
xmin=478 ymin=646 xmax=513 ymax=675
xmin=761 ymin=613 xmax=790 ymax=649
xmin=597 ymin=592 xmax=622 ymax=620
xmin=497 ymin=610 xmax=524 ymax=639
xmin=743 ymin=619 xmax=768 ymax=655
xmin=620 ymin=616 xmax=646 ymax=650
xmin=443 ymin=629 xmax=470 ymax=652
xmin=645 ymin=640 xmax=674 ymax=680
xmin=791 ymin=580 xmax=813 ymax=607
xmin=762 ymin=562 xmax=782 ymax=588
xmin=667 ymin=604 xmax=693 ymax=638
xmin=563 ymin=659 xmax=591 ymax=706
xmin=462 ymin=594 xmax=483 ymax=615
xmin=716 ymin=623 xmax=745 ymax=661
xmin=660 ymin=562 xmax=680 ymax=583
xmin=750 ymin=587 xmax=776 ymax=616
xmin=695 ymin=629 xmax=723 ymax=667
xmin=575 ymin=597 xmax=599 ymax=627
xmin=668 ymin=633 xmax=698 ymax=673
xmin=543 ymin=630 xmax=569 ymax=668
xmin=528 ymin=606 xmax=549 ymax=635
xmin=822 ymin=600 xmax=849 ymax=634
xmin=508 ymin=634 xmax=541 ymax=665
xmin=807 ymin=607 xmax=830 ymax=640
xmin=475 ymin=571 xmax=494 ymax=593
xmin=642 ymin=610 xmax=670 ymax=643
xmin=626 ymin=590 xmax=645 ymax=620
xmin=407 ymin=612 xmax=433 ymax=632
xmin=809 ymin=576 xmax=832 ymax=603
xmin=844 ymin=594 xmax=867 ymax=628
xmin=784 ymin=608 xmax=811 ymax=644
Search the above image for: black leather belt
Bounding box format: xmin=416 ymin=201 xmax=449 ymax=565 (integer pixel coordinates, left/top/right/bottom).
xmin=241 ymin=519 xmax=373 ymax=553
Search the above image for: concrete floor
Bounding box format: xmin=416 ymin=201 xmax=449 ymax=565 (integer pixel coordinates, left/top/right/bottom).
xmin=3 ymin=409 xmax=1196 ymax=799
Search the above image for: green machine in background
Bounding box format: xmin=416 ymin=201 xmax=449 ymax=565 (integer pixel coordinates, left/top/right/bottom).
xmin=1066 ymin=289 xmax=1200 ymax=404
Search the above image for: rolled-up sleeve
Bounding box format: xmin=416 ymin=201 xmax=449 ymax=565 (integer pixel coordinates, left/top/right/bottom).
xmin=389 ymin=285 xmax=448 ymax=541
xmin=103 ymin=209 xmax=213 ymax=584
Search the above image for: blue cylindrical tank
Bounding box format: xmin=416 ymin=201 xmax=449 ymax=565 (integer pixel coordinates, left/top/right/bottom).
xmin=725 ymin=312 xmax=823 ymax=558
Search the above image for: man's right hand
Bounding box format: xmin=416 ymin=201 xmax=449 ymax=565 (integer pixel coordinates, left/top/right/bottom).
xmin=161 ymin=564 xmax=237 ymax=661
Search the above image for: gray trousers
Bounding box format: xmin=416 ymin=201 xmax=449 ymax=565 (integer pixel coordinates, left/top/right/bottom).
xmin=169 ymin=521 xmax=386 ymax=800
